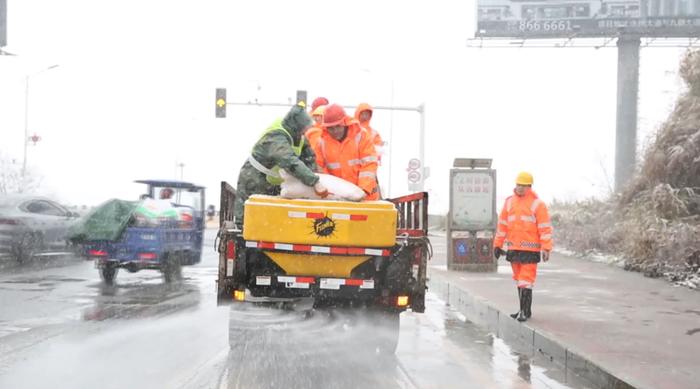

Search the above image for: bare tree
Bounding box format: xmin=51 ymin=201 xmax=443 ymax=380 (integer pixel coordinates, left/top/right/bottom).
xmin=0 ymin=152 xmax=42 ymax=194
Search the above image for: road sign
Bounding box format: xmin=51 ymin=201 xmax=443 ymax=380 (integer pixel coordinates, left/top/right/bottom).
xmin=408 ymin=158 xmax=421 ymax=171
xmin=215 ymin=88 xmax=226 ymax=118
xmin=407 ymin=170 xmax=421 ymax=184
xmin=29 ymin=133 xmax=41 ymax=145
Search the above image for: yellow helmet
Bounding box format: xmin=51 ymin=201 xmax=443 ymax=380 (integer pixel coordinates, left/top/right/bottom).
xmin=515 ymin=172 xmax=534 ymax=186
xmin=311 ymin=105 xmax=326 ymax=116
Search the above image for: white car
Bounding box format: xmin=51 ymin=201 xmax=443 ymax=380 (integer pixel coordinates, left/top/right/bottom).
xmin=0 ymin=195 xmax=81 ymax=263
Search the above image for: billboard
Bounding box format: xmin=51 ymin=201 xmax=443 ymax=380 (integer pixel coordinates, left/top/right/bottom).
xmin=477 ymin=0 xmax=700 ymax=38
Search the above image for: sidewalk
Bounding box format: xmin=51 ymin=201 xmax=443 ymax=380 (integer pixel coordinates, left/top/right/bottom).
xmin=427 ymin=236 xmax=700 ymax=389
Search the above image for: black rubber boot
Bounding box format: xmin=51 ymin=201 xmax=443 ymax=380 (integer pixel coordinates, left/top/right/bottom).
xmin=522 ymin=288 xmax=533 ymax=319
xmin=516 ymin=289 xmax=528 ymax=322
xmin=510 ymin=287 xmax=522 ymax=319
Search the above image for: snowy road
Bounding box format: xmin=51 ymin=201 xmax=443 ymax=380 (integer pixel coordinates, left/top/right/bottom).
xmin=0 ymin=230 xmax=589 ymax=389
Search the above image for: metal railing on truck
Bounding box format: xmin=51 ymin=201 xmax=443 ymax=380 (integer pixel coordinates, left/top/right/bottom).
xmin=389 ymin=192 xmax=429 ymax=238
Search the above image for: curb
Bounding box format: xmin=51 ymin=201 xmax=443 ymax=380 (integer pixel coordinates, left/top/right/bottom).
xmin=428 ymin=271 xmax=640 ymax=389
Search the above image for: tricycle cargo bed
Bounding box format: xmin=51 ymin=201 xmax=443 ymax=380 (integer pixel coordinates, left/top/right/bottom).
xmin=85 ymin=226 xmax=201 ymax=264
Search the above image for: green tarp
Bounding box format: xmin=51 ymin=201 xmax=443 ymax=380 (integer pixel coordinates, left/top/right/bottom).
xmin=69 ymin=199 xmax=138 ymax=242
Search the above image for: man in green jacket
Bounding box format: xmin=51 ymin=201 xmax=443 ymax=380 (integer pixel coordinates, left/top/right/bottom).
xmin=234 ymin=104 xmax=328 ymax=222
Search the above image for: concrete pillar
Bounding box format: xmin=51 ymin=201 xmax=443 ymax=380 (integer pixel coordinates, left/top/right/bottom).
xmin=614 ymin=36 xmax=641 ymax=192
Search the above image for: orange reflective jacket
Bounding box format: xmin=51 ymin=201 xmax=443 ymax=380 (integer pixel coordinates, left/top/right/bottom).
xmin=494 ymin=189 xmax=553 ymax=252
xmin=311 ymin=118 xmax=379 ymax=200
xmin=305 ymin=126 xmax=323 ymax=153
xmin=354 ymin=103 xmax=384 ymax=151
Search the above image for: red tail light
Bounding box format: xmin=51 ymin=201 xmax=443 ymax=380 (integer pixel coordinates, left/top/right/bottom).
xmin=226 ymin=240 xmax=236 ymax=260
xmin=0 ymin=218 xmax=19 ymax=225
xmin=138 ymin=252 xmax=157 ymax=260
xmin=88 ymin=249 xmax=107 ymax=257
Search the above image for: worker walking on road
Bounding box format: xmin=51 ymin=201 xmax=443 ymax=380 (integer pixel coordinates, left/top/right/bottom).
xmin=493 ymin=172 xmax=553 ymax=322
xmin=234 ymin=104 xmax=328 ymax=222
xmin=311 ymin=103 xmax=380 ymax=200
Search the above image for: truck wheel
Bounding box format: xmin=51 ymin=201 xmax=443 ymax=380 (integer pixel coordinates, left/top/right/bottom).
xmin=100 ymin=266 xmax=118 ymax=285
xmin=12 ymin=232 xmax=41 ymax=264
xmin=162 ymin=253 xmax=183 ymax=283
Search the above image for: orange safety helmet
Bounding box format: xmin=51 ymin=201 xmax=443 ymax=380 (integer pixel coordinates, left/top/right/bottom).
xmin=322 ymin=104 xmax=347 ymax=127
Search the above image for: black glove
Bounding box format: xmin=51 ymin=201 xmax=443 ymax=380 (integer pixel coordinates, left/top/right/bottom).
xmin=494 ymin=247 xmax=504 ymax=260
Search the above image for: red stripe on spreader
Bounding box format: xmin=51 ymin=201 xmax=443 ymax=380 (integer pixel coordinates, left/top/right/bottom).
xmin=345 ymin=279 xmax=363 ymax=286
xmin=295 ymin=277 xmax=315 ymax=284
xmin=347 ymin=247 xmax=365 ymax=255
xmin=249 ymin=240 xmax=391 ymax=257
xmin=350 ymin=214 xmax=368 ymax=221
xmin=330 ymin=247 xmax=347 ymax=255
xmin=307 ymin=212 xmax=324 ymax=219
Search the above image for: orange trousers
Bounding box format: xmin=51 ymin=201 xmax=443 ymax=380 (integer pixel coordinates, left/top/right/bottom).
xmin=511 ymin=262 xmax=538 ymax=288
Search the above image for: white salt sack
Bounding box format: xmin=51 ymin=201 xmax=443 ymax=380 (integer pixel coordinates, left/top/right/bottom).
xmin=279 ymin=170 xmax=366 ymax=201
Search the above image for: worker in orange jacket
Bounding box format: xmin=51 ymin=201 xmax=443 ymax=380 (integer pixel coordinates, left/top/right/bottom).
xmin=305 ymin=104 xmax=326 ymax=147
xmin=311 ymin=103 xmax=380 ymax=200
xmin=354 ymin=103 xmax=385 ymax=159
xmin=493 ymin=172 xmax=553 ymax=322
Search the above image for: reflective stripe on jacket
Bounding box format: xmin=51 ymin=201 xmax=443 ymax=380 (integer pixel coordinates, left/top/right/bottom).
xmin=494 ymin=189 xmax=553 ymax=252
xmin=311 ymin=118 xmax=379 ymax=200
xmin=249 ymin=119 xmax=312 ymax=186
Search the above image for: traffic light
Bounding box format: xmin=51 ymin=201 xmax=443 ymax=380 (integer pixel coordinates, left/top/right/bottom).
xmin=296 ymin=90 xmax=307 ymax=107
xmin=0 ymin=0 xmax=7 ymax=48
xmin=215 ymin=88 xmax=226 ymax=118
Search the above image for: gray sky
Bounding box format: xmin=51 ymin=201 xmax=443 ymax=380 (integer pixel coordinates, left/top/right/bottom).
xmin=0 ymin=0 xmax=685 ymax=213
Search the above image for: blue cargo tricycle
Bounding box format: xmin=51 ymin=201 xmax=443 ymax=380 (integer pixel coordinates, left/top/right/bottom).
xmin=83 ymin=180 xmax=206 ymax=284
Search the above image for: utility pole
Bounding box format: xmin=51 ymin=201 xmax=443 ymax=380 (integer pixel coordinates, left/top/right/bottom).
xmin=178 ymin=162 xmax=185 ymax=181
xmin=23 ymin=64 xmax=59 ymax=180
xmin=615 ymin=36 xmax=641 ymax=192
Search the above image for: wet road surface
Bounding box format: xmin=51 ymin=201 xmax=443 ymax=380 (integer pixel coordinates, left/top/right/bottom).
xmin=0 ymin=231 xmax=593 ymax=389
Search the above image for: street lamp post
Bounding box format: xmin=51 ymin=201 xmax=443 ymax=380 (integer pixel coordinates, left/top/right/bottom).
xmin=178 ymin=162 xmax=185 ymax=181
xmin=22 ymin=64 xmax=59 ymax=179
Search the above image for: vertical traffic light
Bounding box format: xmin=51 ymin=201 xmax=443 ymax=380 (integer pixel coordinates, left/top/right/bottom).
xmin=0 ymin=0 xmax=7 ymax=48
xmin=215 ymin=88 xmax=226 ymax=118
xmin=296 ymin=90 xmax=307 ymax=107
